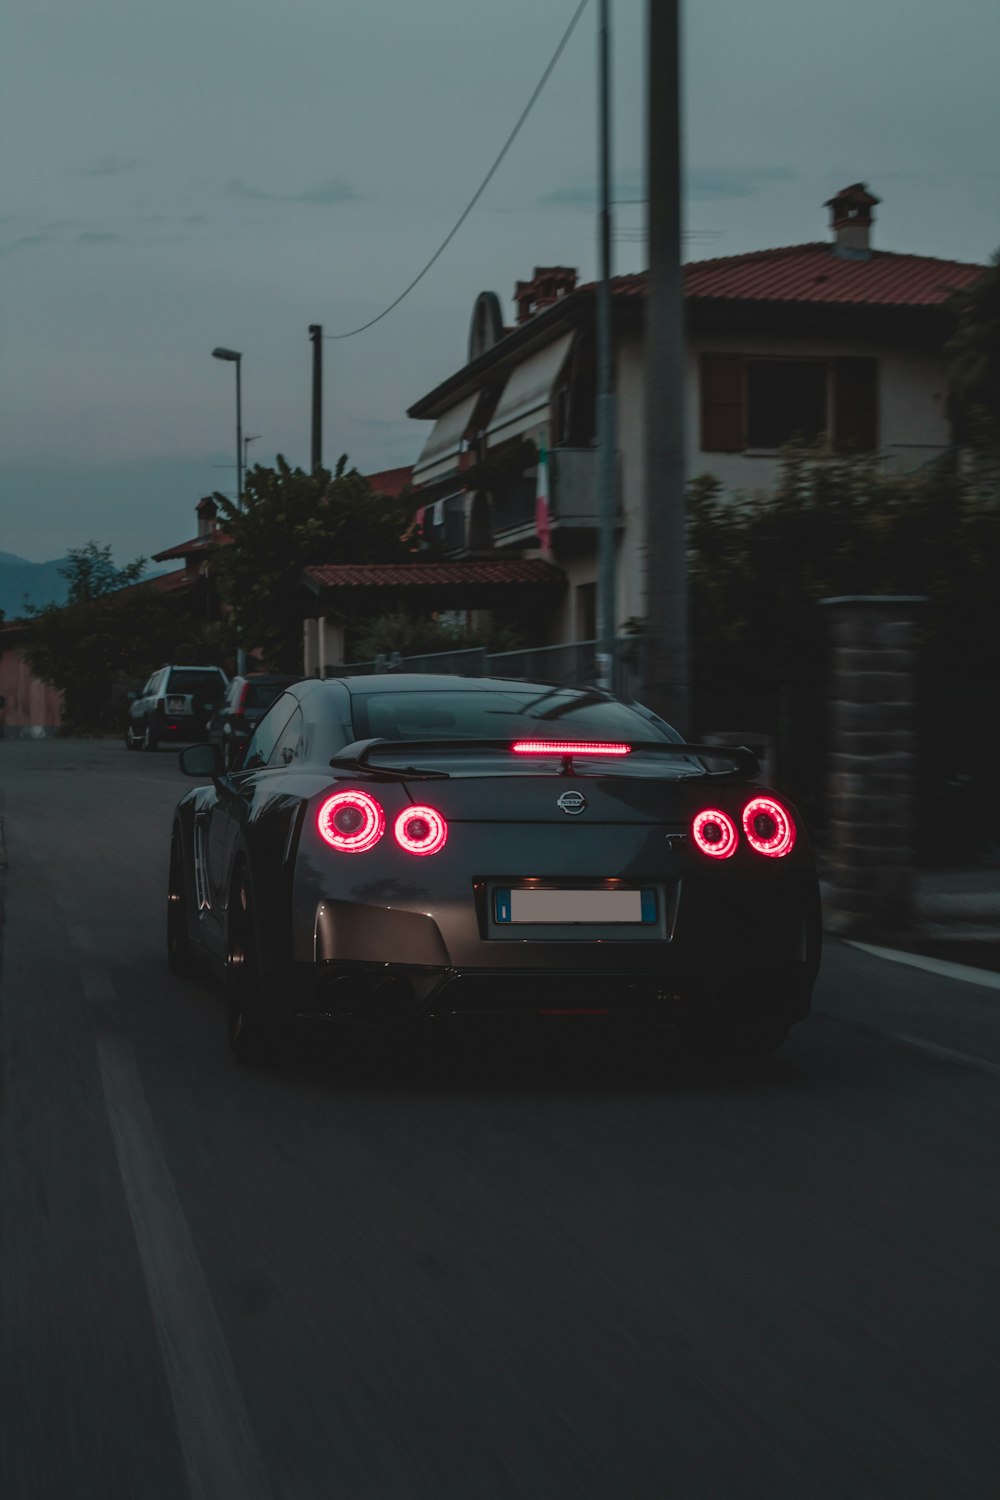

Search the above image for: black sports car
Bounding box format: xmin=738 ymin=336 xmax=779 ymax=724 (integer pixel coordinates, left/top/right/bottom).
xmin=168 ymin=674 xmax=821 ymax=1064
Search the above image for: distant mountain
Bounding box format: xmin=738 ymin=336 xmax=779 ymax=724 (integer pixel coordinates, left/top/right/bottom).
xmin=0 ymin=553 xmax=71 ymax=620
xmin=0 ymin=554 xmax=181 ymax=622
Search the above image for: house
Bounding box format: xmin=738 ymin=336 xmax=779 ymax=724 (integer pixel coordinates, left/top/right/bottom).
xmin=406 ymin=183 xmax=986 ymax=644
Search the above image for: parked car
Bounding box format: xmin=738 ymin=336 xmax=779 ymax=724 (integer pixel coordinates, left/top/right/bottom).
xmin=125 ymin=664 xmax=229 ymax=751
xmin=207 ymin=674 xmax=302 ymax=770
xmin=167 ymin=673 xmax=822 ymax=1065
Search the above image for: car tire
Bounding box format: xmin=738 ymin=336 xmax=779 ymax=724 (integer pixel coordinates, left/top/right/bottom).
xmin=225 ymin=865 xmax=290 ymax=1067
xmin=167 ymin=828 xmax=200 ymax=977
xmin=680 ymin=1017 xmax=790 ymax=1058
xmin=124 ymin=724 xmax=140 ymax=751
xmin=143 ymin=722 xmax=159 ymax=752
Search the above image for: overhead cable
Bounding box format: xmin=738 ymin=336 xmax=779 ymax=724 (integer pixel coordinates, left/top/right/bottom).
xmin=326 ymin=0 xmax=590 ymax=340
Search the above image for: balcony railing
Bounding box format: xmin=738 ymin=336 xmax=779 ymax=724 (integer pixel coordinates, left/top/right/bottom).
xmin=416 ymin=448 xmax=619 ymax=554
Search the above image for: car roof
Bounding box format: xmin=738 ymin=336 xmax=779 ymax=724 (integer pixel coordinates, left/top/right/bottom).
xmin=331 ymin=673 xmax=612 ymax=698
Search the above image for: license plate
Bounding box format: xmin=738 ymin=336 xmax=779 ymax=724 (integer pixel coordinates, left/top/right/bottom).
xmin=494 ymin=887 xmax=657 ymax=924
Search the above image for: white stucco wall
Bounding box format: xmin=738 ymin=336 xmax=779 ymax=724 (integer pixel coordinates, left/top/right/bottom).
xmin=608 ymin=325 xmax=952 ymax=631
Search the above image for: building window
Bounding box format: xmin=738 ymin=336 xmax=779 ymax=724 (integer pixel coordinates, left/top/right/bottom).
xmin=746 ymin=360 xmax=826 ymax=448
xmin=700 ymin=354 xmax=878 ymax=454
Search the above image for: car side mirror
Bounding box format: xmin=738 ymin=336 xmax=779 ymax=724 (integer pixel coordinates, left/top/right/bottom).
xmin=179 ymin=743 xmax=221 ymax=779
xmin=126 ymin=690 xmax=136 ymax=701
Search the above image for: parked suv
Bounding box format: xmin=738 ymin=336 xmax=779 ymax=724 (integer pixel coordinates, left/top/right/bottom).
xmin=207 ymin=674 xmax=301 ymax=769
xmin=125 ymin=665 xmax=229 ymax=751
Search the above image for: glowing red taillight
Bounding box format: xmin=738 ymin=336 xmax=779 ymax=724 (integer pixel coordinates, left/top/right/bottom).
xmin=317 ymin=790 xmax=385 ymax=853
xmin=692 ymin=807 xmax=738 ymax=859
xmin=742 ymin=796 xmax=795 ymax=857
xmin=511 ymin=741 xmax=631 ymax=756
xmin=393 ymin=805 xmax=448 ymax=856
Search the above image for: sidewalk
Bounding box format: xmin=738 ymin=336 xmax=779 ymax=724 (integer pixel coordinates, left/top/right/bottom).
xmin=821 ymin=864 xmax=1000 ymax=974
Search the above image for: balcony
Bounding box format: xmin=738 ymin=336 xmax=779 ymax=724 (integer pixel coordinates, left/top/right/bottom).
xmin=418 ymin=447 xmax=618 ymax=556
xmin=491 ymin=446 xmax=617 ymax=545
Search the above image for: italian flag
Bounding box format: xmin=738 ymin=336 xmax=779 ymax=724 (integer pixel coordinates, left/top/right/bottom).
xmin=534 ymin=444 xmax=552 ymax=555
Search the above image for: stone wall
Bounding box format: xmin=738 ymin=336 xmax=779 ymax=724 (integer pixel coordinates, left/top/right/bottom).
xmin=821 ymin=596 xmax=925 ymax=939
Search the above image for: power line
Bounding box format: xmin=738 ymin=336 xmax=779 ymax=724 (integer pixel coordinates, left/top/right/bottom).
xmin=326 ymin=0 xmax=590 ymax=341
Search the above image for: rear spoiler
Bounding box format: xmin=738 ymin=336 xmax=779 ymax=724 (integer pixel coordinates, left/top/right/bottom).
xmin=330 ymin=738 xmax=760 ymax=781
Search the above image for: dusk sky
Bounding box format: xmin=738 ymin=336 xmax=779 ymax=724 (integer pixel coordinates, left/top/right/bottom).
xmin=2 ymin=0 xmax=998 ymax=564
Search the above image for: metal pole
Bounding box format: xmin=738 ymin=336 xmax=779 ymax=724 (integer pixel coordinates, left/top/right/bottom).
xmin=642 ymin=0 xmax=689 ymax=731
xmin=234 ymin=357 xmax=246 ymax=675
xmin=595 ymin=0 xmax=617 ymax=692
xmin=309 ymin=325 xmax=323 ymax=472
xmin=235 ymin=356 xmax=243 ymax=508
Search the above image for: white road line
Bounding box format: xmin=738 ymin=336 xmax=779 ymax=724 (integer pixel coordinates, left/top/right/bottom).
xmin=846 ymin=940 xmax=1000 ymax=992
xmin=97 ymin=1034 xmax=272 ymax=1500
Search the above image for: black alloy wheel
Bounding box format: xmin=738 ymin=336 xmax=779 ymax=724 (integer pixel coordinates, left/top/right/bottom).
xmin=167 ymin=829 xmax=200 ymax=977
xmin=225 ymin=866 xmax=289 ymax=1066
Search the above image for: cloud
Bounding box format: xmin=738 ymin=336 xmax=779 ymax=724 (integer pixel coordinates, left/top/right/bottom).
xmin=78 ymin=231 xmax=122 ymax=243
xmin=228 ymin=176 xmax=360 ymax=205
xmin=0 ymin=233 xmax=52 ymax=256
xmin=80 ymin=156 xmax=142 ymax=177
xmin=686 ymin=166 xmax=795 ymax=200
xmin=541 ymin=172 xmax=643 ymax=209
xmin=542 ymin=165 xmax=795 ymax=208
xmin=291 ymin=179 xmax=360 ymax=205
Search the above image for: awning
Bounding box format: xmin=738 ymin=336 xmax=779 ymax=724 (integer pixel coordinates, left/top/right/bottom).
xmin=412 ymin=393 xmax=479 ymax=485
xmin=485 ymin=332 xmax=574 ymax=445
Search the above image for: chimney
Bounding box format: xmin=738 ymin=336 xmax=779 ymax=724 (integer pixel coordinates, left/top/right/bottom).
xmin=514 ymin=266 xmax=577 ymax=325
xmin=824 ymin=183 xmax=880 ymax=260
xmin=195 ymin=495 xmax=218 ymax=538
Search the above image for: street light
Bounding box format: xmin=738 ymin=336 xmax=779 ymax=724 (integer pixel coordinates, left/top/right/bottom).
xmin=211 ymin=346 xmax=243 ymax=510
xmin=212 ymin=346 xmax=245 ymax=674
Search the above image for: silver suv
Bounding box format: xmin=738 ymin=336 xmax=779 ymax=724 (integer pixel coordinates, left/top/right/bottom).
xmin=125 ymin=664 xmax=229 ymax=752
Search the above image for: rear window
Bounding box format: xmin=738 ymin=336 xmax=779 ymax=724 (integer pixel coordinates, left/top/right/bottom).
xmin=350 ymin=688 xmax=677 ymax=743
xmin=167 ymin=669 xmax=226 ymax=699
xmin=244 ymin=682 xmax=289 ymax=710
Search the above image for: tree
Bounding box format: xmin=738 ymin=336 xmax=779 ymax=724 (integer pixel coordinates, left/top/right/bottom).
xmin=22 ymin=545 xmax=226 ymax=733
xmin=945 ymin=250 xmax=1000 ymax=449
xmin=211 ymin=455 xmax=412 ymax=671
xmin=59 ymin=541 xmax=146 ymax=604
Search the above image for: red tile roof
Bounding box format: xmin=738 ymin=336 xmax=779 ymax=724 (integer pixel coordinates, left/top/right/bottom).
xmin=366 ymin=465 xmax=413 ymax=497
xmin=152 ymin=531 xmax=232 ymax=562
xmin=303 ymin=559 xmax=563 ymax=591
xmin=579 ymin=246 xmax=985 ymax=309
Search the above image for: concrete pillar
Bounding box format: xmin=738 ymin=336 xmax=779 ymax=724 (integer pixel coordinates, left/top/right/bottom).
xmin=303 ymin=618 xmax=319 ymax=677
xmin=821 ymin=595 xmax=926 ymax=939
xmin=317 ymin=615 xmax=326 ymax=678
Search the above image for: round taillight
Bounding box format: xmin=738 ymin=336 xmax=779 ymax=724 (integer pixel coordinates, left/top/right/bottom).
xmin=742 ymin=796 xmax=795 ymax=858
xmin=691 ymin=808 xmax=738 ymax=859
xmin=394 ymin=805 xmax=448 ymax=856
xmin=317 ymin=790 xmax=385 ymax=853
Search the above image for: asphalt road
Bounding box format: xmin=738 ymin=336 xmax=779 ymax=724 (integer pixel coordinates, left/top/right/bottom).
xmin=1 ymin=738 xmax=997 ymax=1500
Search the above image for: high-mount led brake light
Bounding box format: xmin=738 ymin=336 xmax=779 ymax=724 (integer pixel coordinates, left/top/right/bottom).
xmin=692 ymin=808 xmax=738 ymax=859
xmin=317 ymin=790 xmax=385 ymax=853
xmin=394 ymin=805 xmax=448 ymax=856
xmin=742 ymin=796 xmax=795 ymax=858
xmin=511 ymin=741 xmax=631 ymax=756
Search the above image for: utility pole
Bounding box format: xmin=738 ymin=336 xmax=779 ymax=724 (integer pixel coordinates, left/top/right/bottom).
xmin=309 ymin=324 xmax=323 ymax=472
xmin=595 ymin=0 xmax=617 ymax=692
xmin=642 ymin=0 xmax=689 ymax=732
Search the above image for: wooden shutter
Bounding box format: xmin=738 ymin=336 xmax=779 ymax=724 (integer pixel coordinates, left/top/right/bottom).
xmin=833 ymin=357 xmax=878 ymax=452
xmin=700 ymin=355 xmax=744 ymax=452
